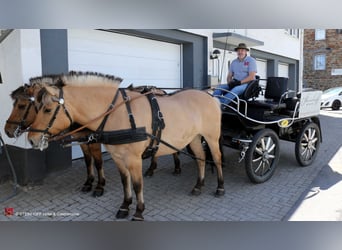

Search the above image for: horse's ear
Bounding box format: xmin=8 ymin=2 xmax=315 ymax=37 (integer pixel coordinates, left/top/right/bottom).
xmin=44 ymin=85 xmax=60 ymax=97
xmin=37 ymin=86 xmax=59 ymax=104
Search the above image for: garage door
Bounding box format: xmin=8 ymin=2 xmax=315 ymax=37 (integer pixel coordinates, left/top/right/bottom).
xmin=278 ymin=63 xmax=289 ymax=78
xmin=68 ymin=30 xmax=182 ymax=159
xmin=256 ymin=59 xmax=267 ymax=88
xmin=68 ymin=30 xmax=182 ymax=88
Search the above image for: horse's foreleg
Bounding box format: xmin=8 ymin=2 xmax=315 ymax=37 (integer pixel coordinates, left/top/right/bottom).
xmin=204 ymin=135 xmax=225 ymax=196
xmin=90 ymin=144 xmax=106 ymax=197
xmin=189 ymin=135 xmax=206 ymax=196
xmin=114 ymin=159 xmax=133 ymax=219
xmin=80 ymin=144 xmax=95 ymax=193
xmin=128 ymin=158 xmax=145 ymax=221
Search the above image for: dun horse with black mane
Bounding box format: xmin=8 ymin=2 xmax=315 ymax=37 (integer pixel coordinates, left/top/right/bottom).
xmin=27 ymin=72 xmax=224 ymax=220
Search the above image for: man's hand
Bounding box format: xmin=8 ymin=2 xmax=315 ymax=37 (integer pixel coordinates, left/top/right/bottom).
xmin=228 ymin=79 xmax=241 ymax=89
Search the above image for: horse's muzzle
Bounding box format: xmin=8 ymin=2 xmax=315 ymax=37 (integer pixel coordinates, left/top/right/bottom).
xmin=28 ymin=134 xmax=49 ymax=151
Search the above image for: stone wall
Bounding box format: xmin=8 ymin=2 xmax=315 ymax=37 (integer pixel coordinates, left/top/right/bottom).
xmin=303 ymin=29 xmax=342 ymax=90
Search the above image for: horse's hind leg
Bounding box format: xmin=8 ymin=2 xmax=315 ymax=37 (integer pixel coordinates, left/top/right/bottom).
xmin=172 ymin=153 xmax=181 ymax=175
xmin=91 ymin=144 xmax=105 ymax=197
xmin=144 ymin=153 xmax=181 ymax=177
xmin=80 ymin=144 xmax=95 ymax=193
xmin=144 ymin=156 xmax=157 ymax=177
xmin=189 ymin=135 xmax=206 ymax=196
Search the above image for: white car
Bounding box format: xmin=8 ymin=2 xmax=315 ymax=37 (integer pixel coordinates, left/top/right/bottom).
xmin=320 ymin=86 xmax=342 ymax=110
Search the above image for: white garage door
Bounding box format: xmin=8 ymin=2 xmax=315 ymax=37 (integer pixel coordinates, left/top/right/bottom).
xmin=278 ymin=63 xmax=289 ymax=78
xmin=68 ymin=29 xmax=182 ymax=159
xmin=256 ymin=59 xmax=267 ymax=88
xmin=68 ymin=30 xmax=182 ymax=88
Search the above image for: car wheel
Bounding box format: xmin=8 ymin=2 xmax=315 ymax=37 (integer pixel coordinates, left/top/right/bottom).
xmin=332 ymin=100 xmax=341 ymax=110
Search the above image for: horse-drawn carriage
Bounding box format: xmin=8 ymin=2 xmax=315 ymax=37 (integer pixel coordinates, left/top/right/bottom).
xmin=5 ymin=72 xmax=322 ymax=220
xmin=214 ymin=76 xmax=322 ymax=183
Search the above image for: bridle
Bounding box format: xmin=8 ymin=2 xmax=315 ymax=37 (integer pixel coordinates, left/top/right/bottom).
xmin=6 ymin=96 xmax=39 ymax=138
xmin=28 ymin=87 xmax=73 ymax=149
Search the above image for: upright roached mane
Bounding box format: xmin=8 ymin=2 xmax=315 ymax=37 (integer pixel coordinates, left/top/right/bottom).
xmin=27 ymin=71 xmax=224 ymax=221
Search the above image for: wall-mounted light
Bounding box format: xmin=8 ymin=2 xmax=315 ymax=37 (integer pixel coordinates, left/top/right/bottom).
xmin=210 ymin=49 xmax=221 ymax=59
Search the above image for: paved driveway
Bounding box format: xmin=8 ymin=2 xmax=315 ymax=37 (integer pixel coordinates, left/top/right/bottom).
xmin=1 ymin=110 xmax=341 ymax=221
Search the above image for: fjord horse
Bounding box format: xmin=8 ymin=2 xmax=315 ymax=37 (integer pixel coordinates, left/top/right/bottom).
xmin=27 ymin=72 xmax=224 ymax=220
xmin=4 ymin=81 xmax=106 ymax=196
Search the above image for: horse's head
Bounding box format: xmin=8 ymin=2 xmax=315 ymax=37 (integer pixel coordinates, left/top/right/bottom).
xmin=5 ymin=85 xmax=38 ymax=138
xmin=27 ymin=85 xmax=73 ymax=151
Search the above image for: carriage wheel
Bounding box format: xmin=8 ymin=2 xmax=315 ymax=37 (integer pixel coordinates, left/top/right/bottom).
xmin=245 ymin=129 xmax=280 ymax=183
xmin=295 ymin=122 xmax=321 ymax=166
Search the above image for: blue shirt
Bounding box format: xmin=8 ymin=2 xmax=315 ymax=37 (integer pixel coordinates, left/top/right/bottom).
xmin=229 ymin=56 xmax=257 ymax=81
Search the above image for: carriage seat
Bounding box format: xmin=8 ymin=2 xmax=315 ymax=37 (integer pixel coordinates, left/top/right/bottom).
xmin=240 ymin=75 xmax=261 ymax=101
xmin=247 ymin=77 xmax=289 ymax=111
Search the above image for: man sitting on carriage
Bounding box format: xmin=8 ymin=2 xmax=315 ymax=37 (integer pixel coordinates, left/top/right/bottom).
xmin=213 ymin=43 xmax=257 ymax=108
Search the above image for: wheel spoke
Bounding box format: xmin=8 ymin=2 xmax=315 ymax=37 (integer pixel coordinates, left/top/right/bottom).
xmin=265 ymin=137 xmax=272 ymax=151
xmin=255 ymin=146 xmax=263 ymax=156
xmin=309 ymin=128 xmax=316 ymax=140
xmin=268 ymin=154 xmax=275 ymax=159
xmin=261 ymin=159 xmax=271 ymax=175
xmin=267 ymin=143 xmax=276 ymax=154
xmin=260 ymin=138 xmax=266 ymax=151
xmin=254 ymin=160 xmax=263 ymax=174
xmin=301 ymin=147 xmax=308 ymax=156
xmin=311 ymin=137 xmax=318 ymax=144
xmin=252 ymin=156 xmax=262 ymax=163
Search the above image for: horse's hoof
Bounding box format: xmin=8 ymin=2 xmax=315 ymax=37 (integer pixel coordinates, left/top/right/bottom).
xmin=92 ymin=188 xmax=104 ymax=197
xmin=131 ymin=214 xmax=144 ymax=221
xmin=144 ymin=170 xmax=154 ymax=177
xmin=215 ymin=188 xmax=225 ymax=197
xmin=81 ymin=185 xmax=92 ymax=193
xmin=191 ymin=188 xmax=201 ymax=196
xmin=172 ymin=169 xmax=181 ymax=176
xmin=116 ymin=209 xmax=129 ymax=219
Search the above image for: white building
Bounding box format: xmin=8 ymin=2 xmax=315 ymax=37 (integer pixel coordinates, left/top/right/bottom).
xmin=0 ymin=29 xmax=303 ymax=184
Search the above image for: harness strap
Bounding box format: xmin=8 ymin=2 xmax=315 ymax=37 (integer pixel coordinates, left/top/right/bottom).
xmin=6 ymin=97 xmax=36 ymax=126
xmin=96 ymin=89 xmax=120 ymax=132
xmin=119 ymin=89 xmax=137 ymax=130
xmin=29 ymin=88 xmax=72 ymax=135
xmin=142 ymin=93 xmax=165 ymax=159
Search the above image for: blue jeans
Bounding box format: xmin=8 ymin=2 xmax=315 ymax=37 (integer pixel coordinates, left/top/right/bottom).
xmin=213 ymin=84 xmax=248 ymax=105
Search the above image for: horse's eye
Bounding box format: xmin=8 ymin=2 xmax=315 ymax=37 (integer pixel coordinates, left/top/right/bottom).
xmin=44 ymin=108 xmax=52 ymax=113
xmin=18 ymin=104 xmax=27 ymax=110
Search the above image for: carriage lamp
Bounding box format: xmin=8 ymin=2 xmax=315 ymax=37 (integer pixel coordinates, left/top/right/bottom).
xmin=210 ymin=49 xmax=221 ymax=59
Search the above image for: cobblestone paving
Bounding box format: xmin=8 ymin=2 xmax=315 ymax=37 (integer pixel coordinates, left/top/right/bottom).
xmin=0 ymin=111 xmax=341 ymax=221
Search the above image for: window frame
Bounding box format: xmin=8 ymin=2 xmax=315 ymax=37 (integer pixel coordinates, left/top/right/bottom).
xmin=314 ymin=54 xmax=326 ymax=70
xmin=315 ymin=29 xmax=326 ymax=40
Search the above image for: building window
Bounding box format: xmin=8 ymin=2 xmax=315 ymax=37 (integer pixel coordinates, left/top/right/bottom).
xmin=336 ymin=29 xmax=342 ymax=34
xmin=315 ymin=29 xmax=325 ymax=40
xmin=314 ymin=54 xmax=326 ymax=70
xmin=285 ymin=29 xmax=300 ymax=38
